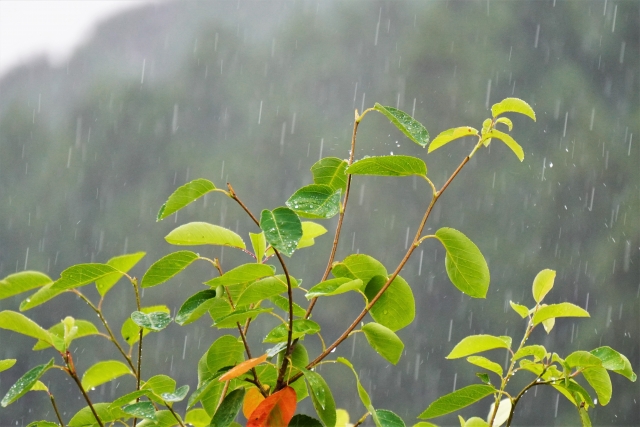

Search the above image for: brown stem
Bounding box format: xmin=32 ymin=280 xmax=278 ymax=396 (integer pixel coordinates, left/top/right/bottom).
xmin=166 ymin=403 xmax=186 ymax=427
xmin=49 ymin=392 xmax=65 ymax=427
xmin=353 ymin=412 xmax=370 ymax=427
xmin=228 ymin=183 xmax=261 ymax=227
xmin=131 ymin=278 xmax=143 ymax=427
xmin=65 ymin=352 xmax=104 ymax=427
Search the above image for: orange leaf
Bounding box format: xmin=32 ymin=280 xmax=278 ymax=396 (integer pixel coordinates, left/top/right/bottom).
xmin=219 ymin=353 xmax=268 ymax=382
xmin=243 ymin=387 xmax=266 ymax=419
xmin=247 ymin=386 xmax=297 ymax=427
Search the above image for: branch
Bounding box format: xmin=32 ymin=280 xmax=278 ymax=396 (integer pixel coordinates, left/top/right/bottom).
xmin=49 ymin=392 xmax=65 ymax=427
xmin=64 ymin=352 xmax=104 ymax=427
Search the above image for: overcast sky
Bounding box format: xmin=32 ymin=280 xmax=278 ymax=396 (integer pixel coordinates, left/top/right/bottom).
xmin=0 ymin=0 xmax=158 ymax=78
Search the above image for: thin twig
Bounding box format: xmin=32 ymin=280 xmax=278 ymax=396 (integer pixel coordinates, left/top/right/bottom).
xmin=165 ymin=403 xmax=186 ymax=427
xmin=132 ymin=278 xmax=143 ymax=427
xmin=49 ymin=392 xmax=65 ymax=427
xmin=64 ymin=352 xmax=104 ymax=427
xmin=353 ymin=412 xmax=370 ymax=427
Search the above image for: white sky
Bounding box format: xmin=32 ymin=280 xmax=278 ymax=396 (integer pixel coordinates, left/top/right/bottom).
xmin=0 ymin=0 xmax=157 ymax=78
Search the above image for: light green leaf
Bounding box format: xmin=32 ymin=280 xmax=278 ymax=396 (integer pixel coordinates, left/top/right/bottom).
xmin=142 ymin=375 xmax=178 ymax=403
xmin=578 ymin=404 xmax=592 ymax=427
xmin=428 ymin=127 xmax=479 ymax=153
xmin=141 ymin=250 xmax=199 ymax=288
xmin=33 ymin=319 xmax=99 ymax=351
xmin=418 ymin=384 xmax=496 ymax=419
xmin=305 ymin=278 xmax=363 ymax=299
xmin=311 ymin=157 xmax=348 ymax=192
xmin=590 ymin=347 xmax=636 ymax=381
xmin=412 ymin=423 xmax=439 ymax=427
xmin=542 ymin=317 xmax=556 ymax=334
xmin=373 ymin=103 xmax=429 ymax=147
xmin=96 ymin=252 xmax=146 ymax=296
xmin=250 ymin=232 xmax=267 ymax=263
xmin=446 ymin=335 xmax=512 ymax=359
xmin=491 ymin=97 xmax=536 ymax=121
xmin=260 ymin=207 xmax=303 ymax=257
xmin=435 ymin=228 xmax=490 ymax=298
xmin=121 ymin=305 xmax=170 ymax=346
xmin=263 ymin=319 xmax=321 ymax=343
xmin=364 ymin=275 xmax=415 ymax=332
xmin=583 ymin=367 xmax=612 ymax=406
xmin=297 ymin=221 xmax=328 ymax=249
xmin=286 ymin=184 xmax=341 ymax=219
xmin=463 ymin=418 xmax=489 ymax=427
xmin=332 ymin=254 xmax=387 ymax=285
xmin=0 ymin=271 xmax=52 ymax=300
xmin=206 ymin=335 xmax=245 ymax=376
xmin=375 ymin=409 xmax=406 ymax=427
xmin=25 ymin=421 xmax=59 ymax=427
xmin=487 ymin=399 xmax=511 ymax=427
xmin=81 ymin=360 xmax=133 ymax=390
xmin=483 ymin=129 xmax=524 ymax=162
xmin=213 ymin=308 xmax=272 ymax=329
xmin=68 ymin=403 xmax=125 ymax=427
xmin=0 ymin=311 xmax=55 ymax=345
xmin=210 ymin=387 xmax=244 ymax=427
xmin=157 ymin=178 xmax=217 ymax=221
xmin=131 ymin=311 xmax=172 ymax=331
xmin=1 ymin=359 xmax=54 ymax=407
xmin=0 ymin=359 xmax=16 ymax=372
xmin=336 ymin=357 xmax=377 ymax=423
xmin=466 ymin=356 xmax=503 ymax=377
xmin=235 ymin=275 xmax=290 ymax=307
xmin=165 ymin=222 xmax=246 ymax=249
xmin=532 ymin=269 xmax=556 ymax=304
xmin=494 ymin=117 xmax=513 ymax=131
xmin=346 ymin=155 xmax=427 ymax=178
xmin=513 ymin=345 xmax=547 ymax=362
xmin=185 ymin=408 xmax=211 ymax=427
xmin=532 ymin=303 xmax=590 ymax=325
xmin=161 ymin=384 xmax=189 ymax=402
xmin=362 ymin=322 xmax=404 ymax=365
xmin=566 ymin=351 xmax=603 ymax=369
xmin=123 ymin=401 xmax=157 ymax=421
xmin=205 ymin=263 xmax=276 ymax=288
xmin=175 ymin=289 xmax=218 ymax=325
xmin=509 ymin=301 xmax=529 ymax=318
xmin=137 ymin=410 xmax=185 ymax=427
xmin=304 ymin=370 xmax=337 ymax=427
xmin=109 ymin=390 xmax=151 ymax=409
xmin=269 ymin=295 xmax=307 ymax=318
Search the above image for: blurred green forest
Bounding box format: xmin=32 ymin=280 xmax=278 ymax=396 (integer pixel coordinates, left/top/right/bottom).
xmin=0 ymin=1 xmax=637 ymax=425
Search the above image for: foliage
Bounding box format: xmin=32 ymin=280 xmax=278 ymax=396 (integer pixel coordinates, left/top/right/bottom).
xmin=0 ymin=98 xmax=635 ymax=427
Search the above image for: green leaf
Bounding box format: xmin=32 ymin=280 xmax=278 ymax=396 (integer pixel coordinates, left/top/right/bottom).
xmin=121 ymin=305 xmax=170 ymax=346
xmin=513 ymin=345 xmax=547 ymax=362
xmin=509 ymin=301 xmax=529 ymax=318
xmin=590 ymin=347 xmax=636 ymax=381
xmin=286 ymin=184 xmax=341 ymax=219
xmin=137 ymin=410 xmax=184 ymax=427
xmin=413 ymin=423 xmax=439 ymax=427
xmin=373 ymin=103 xmax=430 ymax=147
xmin=109 ymin=390 xmax=152 ymax=409
xmin=161 ymin=385 xmax=189 ymax=402
xmin=462 ymin=417 xmax=489 ymax=427
xmin=131 ymin=311 xmax=172 ymax=331
xmin=565 ymin=351 xmax=603 ymax=369
xmin=532 ymin=269 xmax=555 ymax=303
xmin=0 ymin=271 xmax=52 ymax=300
xmin=476 ymin=373 xmax=491 ymax=385
xmin=0 ymin=359 xmax=16 ymax=372
xmin=446 ymin=335 xmax=512 ymax=359
xmin=96 ymin=252 xmax=146 ymax=296
xmin=311 ymin=157 xmax=348 ymax=192
xmin=81 ymin=360 xmax=133 ymax=390
xmin=269 ymin=295 xmax=306 ymax=318
xmin=122 ymin=401 xmax=157 ymax=421
xmin=0 ymin=311 xmax=55 ymax=346
xmin=142 ymin=374 xmax=177 ymax=399
xmin=305 ymin=278 xmax=363 ymax=299
xmin=165 ymin=222 xmax=246 ymax=249
xmin=483 ymin=129 xmax=524 ymax=162
xmin=332 ymin=254 xmax=388 ymax=285
xmin=206 ymin=335 xmax=245 ymax=377
xmin=578 ymin=404 xmax=592 ymax=427
xmin=157 ymin=178 xmax=217 ymax=221
xmin=211 ymin=387 xmax=244 ymax=427
xmin=175 ymin=289 xmax=218 ymax=325
xmin=235 ymin=275 xmax=289 ymax=307
xmin=304 ymin=370 xmax=337 ymax=427
xmin=26 ymin=422 xmax=60 ymax=427
xmin=418 ymin=384 xmax=496 ymax=419
xmin=300 ymin=221 xmax=328 ymax=241
xmin=68 ymin=403 xmax=125 ymax=427
xmin=428 ymin=127 xmax=479 ymax=153
xmin=250 ymin=232 xmax=267 ymax=263
xmin=336 ymin=357 xmax=377 ymax=423
xmin=361 ymin=323 xmax=404 ymax=365
xmin=141 ymin=250 xmax=199 ymax=288
xmin=260 ymin=207 xmax=303 ymax=257
xmin=465 ymin=356 xmax=503 ymax=377
xmin=375 ymin=409 xmax=406 ymax=427
xmin=213 ymin=308 xmax=272 ymax=329
xmin=264 ymin=319 xmax=321 ymax=343
xmin=491 ymin=97 xmax=536 ymax=121
xmin=346 ymin=155 xmax=427 ymax=178
xmin=583 ymin=367 xmax=612 ymax=405
xmin=205 ymin=264 xmax=276 ymax=288
xmin=532 ymin=303 xmax=590 ymax=325
xmin=1 ymin=359 xmax=53 ymax=407
xmin=494 ymin=117 xmax=513 ymax=131
xmin=364 ymin=275 xmax=415 ymax=332
xmin=290 ymin=414 xmax=324 ymax=427
xmin=435 ymin=228 xmax=490 ymax=298
xmin=185 ymin=408 xmax=211 ymax=427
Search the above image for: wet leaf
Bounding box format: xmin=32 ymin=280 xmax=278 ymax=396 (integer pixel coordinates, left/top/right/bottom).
xmin=532 ymin=303 xmax=589 ymax=325
xmin=466 ymin=356 xmax=503 ymax=377
xmin=250 ymin=232 xmax=267 ymax=262
xmin=364 ymin=275 xmax=415 ymax=332
xmin=157 ymin=178 xmax=217 ymax=221
xmin=25 ymin=421 xmax=59 ymax=427
xmin=304 ymin=370 xmax=336 ymax=427
xmin=375 ymin=409 xmax=406 ymax=427
xmin=141 ymin=250 xmax=199 ymax=288
xmin=346 ymin=155 xmax=427 ymax=178
xmin=81 ymin=360 xmax=133 ymax=390
xmin=96 ymin=252 xmax=146 ymax=296
xmin=361 ymin=323 xmax=404 ymax=365
xmin=185 ymin=408 xmax=211 ymax=427
xmin=290 ymin=414 xmax=324 ymax=427
xmin=428 ymin=127 xmax=479 ymax=153
xmin=305 ymin=278 xmax=363 ymax=299
xmin=336 ymin=357 xmax=376 ymax=418
xmin=483 ymin=129 xmax=524 ymax=161
xmin=491 ymin=97 xmax=536 ymax=121
xmin=165 ymin=221 xmax=246 ymax=249
xmin=509 ymin=301 xmax=529 ymax=318
xmin=0 ymin=271 xmax=52 ymax=300
xmin=263 ymin=319 xmax=321 ymax=343
xmin=269 ymin=295 xmax=306 ymax=317
xmin=260 ymin=207 xmax=303 ymax=257
xmin=176 ymin=289 xmax=218 ymax=325
xmin=298 ymin=221 xmax=328 ymax=249
xmin=513 ymin=345 xmax=546 ymax=362
xmin=0 ymin=311 xmax=55 ymax=346
xmin=206 ymin=264 xmax=276 ymax=289
xmin=373 ymin=104 xmax=429 ymax=147
xmin=582 ymin=367 xmax=612 ymax=406
xmin=247 ymin=386 xmax=297 ymax=427
xmin=68 ymin=403 xmax=125 ymax=427
xmin=286 ymin=184 xmax=341 ymax=219
xmin=446 ymin=335 xmax=512 ymax=359
xmin=131 ymin=311 xmax=172 ymax=331
xmin=565 ymin=351 xmax=603 ymax=369
xmin=214 ymin=308 xmax=272 ymax=329
xmin=161 ymin=384 xmax=189 ymax=402
xmin=311 ymin=157 xmax=348 ymax=192
xmin=418 ymin=384 xmax=495 ymax=419
xmin=1 ymin=359 xmax=53 ymax=407
xmin=122 ymin=401 xmax=157 ymax=421
xmin=332 ymin=254 xmax=387 ymax=285
xmin=121 ymin=305 xmax=170 ymax=345
xmin=206 ymin=335 xmax=245 ymax=377
xmin=236 ymin=276 xmax=290 ymax=307
xmin=219 ymin=354 xmax=268 ymax=382
xmin=211 ymin=388 xmax=245 ymax=427
xmin=435 ymin=228 xmax=490 ymax=298
xmin=532 ymin=269 xmax=555 ymax=303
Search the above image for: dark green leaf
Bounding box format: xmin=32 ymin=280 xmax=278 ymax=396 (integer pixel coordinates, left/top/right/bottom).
xmin=214 ymin=308 xmax=272 ymax=329
xmin=375 ymin=409 xmax=406 ymax=427
xmin=346 ymin=155 xmax=427 ymax=178
xmin=122 ymin=401 xmax=157 ymax=421
xmin=157 ymin=178 xmax=217 ymax=221
xmin=211 ymin=388 xmax=245 ymax=427
xmin=121 ymin=305 xmax=170 ymax=345
xmin=165 ymin=222 xmax=246 ymax=249
xmin=263 ymin=319 xmax=321 ymax=343
xmin=141 ymin=250 xmax=199 ymax=288
xmin=1 ymin=359 xmax=53 ymax=407
xmin=418 ymin=384 xmax=495 ymax=419
xmin=290 ymin=414 xmax=324 ymax=427
xmin=373 ymin=103 xmax=430 ymax=147
xmin=260 ymin=207 xmax=303 ymax=257
xmin=25 ymin=422 xmax=60 ymax=427
xmin=161 ymin=384 xmax=189 ymax=402
xmin=176 ymin=290 xmax=218 ymax=325
xmin=364 ymin=275 xmax=415 ymax=332
xmin=0 ymin=271 xmax=52 ymax=300
xmin=286 ymin=184 xmax=341 ymax=219
xmin=361 ymin=323 xmax=404 ymax=365
xmin=131 ymin=311 xmax=172 ymax=331
xmin=435 ymin=228 xmax=490 ymax=298
xmin=428 ymin=127 xmax=479 ymax=153
xmin=311 ymin=157 xmax=348 ymax=192
xmin=304 ymin=370 xmax=336 ymax=427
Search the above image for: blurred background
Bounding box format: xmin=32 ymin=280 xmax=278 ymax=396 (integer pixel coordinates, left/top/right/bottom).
xmin=0 ymin=1 xmax=637 ymax=425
